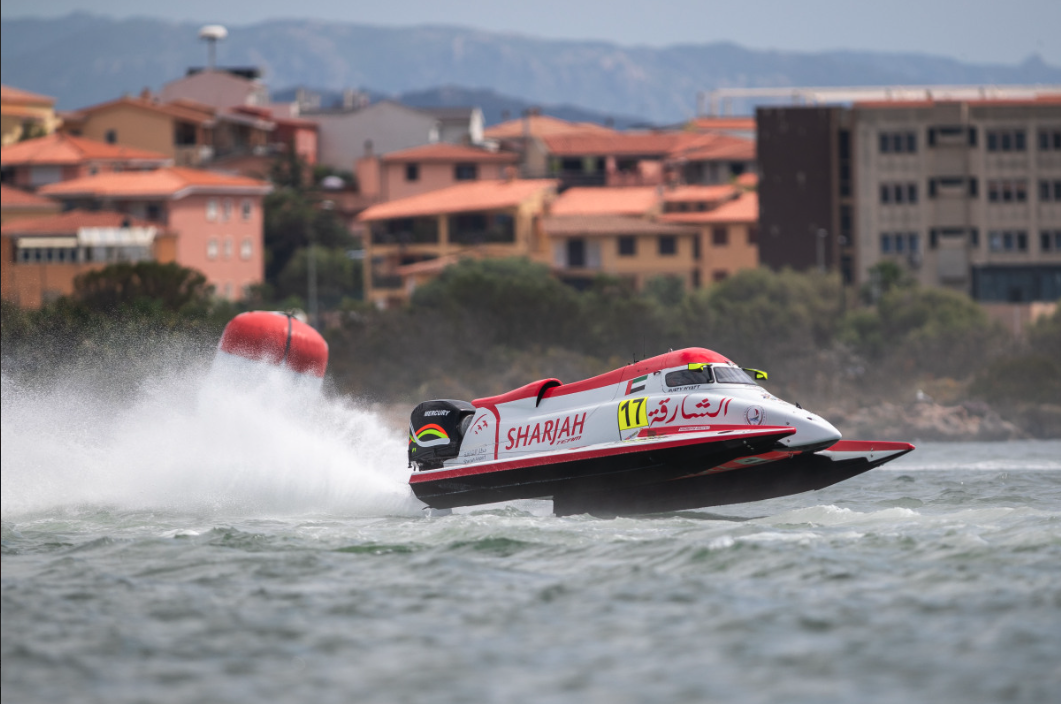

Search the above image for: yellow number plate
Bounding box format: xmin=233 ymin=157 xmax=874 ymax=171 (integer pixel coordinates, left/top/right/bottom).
xmin=618 ymin=397 xmax=648 ymax=431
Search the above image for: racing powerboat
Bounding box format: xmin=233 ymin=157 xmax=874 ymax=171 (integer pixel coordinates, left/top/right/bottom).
xmin=408 ymin=348 xmax=914 ymax=516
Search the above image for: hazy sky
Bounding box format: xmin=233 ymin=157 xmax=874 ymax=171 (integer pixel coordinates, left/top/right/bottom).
xmin=4 ymin=0 xmax=1059 ymax=65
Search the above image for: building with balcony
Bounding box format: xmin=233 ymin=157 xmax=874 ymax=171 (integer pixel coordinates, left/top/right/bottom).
xmin=358 ymin=179 xmax=557 ymax=308
xmin=37 ymin=167 xmax=271 ymax=299
xmin=1 ymin=210 xmax=176 ymax=307
xmin=757 ymin=89 xmax=1061 ymax=302
xmin=1 ymin=133 xmax=171 ymax=189
xmin=1 ymin=183 xmax=61 ymax=225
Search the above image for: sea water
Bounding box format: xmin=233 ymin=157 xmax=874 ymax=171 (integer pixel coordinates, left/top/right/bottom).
xmin=2 ymin=361 xmax=1059 ymax=704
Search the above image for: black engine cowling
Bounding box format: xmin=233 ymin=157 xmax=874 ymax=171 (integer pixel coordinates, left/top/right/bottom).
xmin=408 ymin=399 xmax=476 ymax=470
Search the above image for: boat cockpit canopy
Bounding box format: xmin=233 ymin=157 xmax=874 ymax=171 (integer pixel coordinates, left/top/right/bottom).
xmin=665 ymin=363 xmax=760 ymax=388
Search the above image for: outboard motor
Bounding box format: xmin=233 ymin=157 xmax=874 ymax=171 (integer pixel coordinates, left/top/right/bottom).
xmin=408 ymin=400 xmax=476 ymax=470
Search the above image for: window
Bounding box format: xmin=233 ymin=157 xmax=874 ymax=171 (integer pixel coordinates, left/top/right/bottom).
xmin=567 ymin=238 xmax=586 ymax=268
xmin=240 ymin=239 xmax=252 ymax=260
xmin=879 ymin=131 xmax=916 ymax=154
xmin=880 ymin=184 xmax=891 ymax=204
xmin=105 ymin=129 xmax=117 ymax=144
xmin=1040 ymin=180 xmax=1061 ymax=202
xmin=711 ymin=227 xmax=727 ymax=246
xmin=880 ymin=233 xmax=891 ymax=254
xmin=987 ymin=129 xmax=1027 ymax=152
xmin=747 ymin=226 xmax=759 ymax=245
xmin=714 ymin=366 xmax=758 ymax=385
xmin=988 ymin=179 xmax=1029 ymax=203
xmin=206 ymin=199 xmax=219 ymax=221
xmin=989 ymin=230 xmax=1029 ymax=252
xmin=880 ymin=182 xmax=918 ymax=205
xmin=909 ymin=233 xmax=920 ymax=253
xmin=207 ymin=239 xmax=219 ymax=260
xmin=1040 ymin=231 xmax=1061 ymax=251
xmin=1038 ymin=129 xmax=1061 ymax=151
xmin=712 ymin=270 xmax=728 ymax=282
xmin=693 ymin=236 xmax=701 ymax=260
xmin=666 ymin=367 xmax=712 ymax=387
xmin=222 ymin=199 xmax=233 ymax=221
xmin=617 ymin=236 xmax=636 ymax=256
xmin=907 ymin=184 xmax=918 ymax=203
xmin=372 ymin=217 xmax=438 ymax=244
xmin=894 ymin=184 xmax=905 ymax=204
xmin=448 ymin=212 xmax=515 ymax=244
xmin=658 ymin=235 xmax=677 ymax=255
xmin=453 ymin=163 xmax=477 ymax=181
xmin=146 ymin=203 xmax=162 ymax=221
xmin=223 ymin=237 xmax=233 ymax=259
xmin=241 ymin=199 xmax=252 ymax=220
xmin=405 ymin=163 xmax=419 ymax=182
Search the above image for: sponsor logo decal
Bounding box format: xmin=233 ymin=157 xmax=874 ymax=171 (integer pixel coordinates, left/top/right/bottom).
xmin=625 ymin=375 xmax=648 ymax=395
xmin=423 ymin=410 xmax=450 ymax=417
xmin=504 ymin=412 xmax=587 ymax=450
xmin=410 ymin=423 xmax=451 ymax=448
xmin=744 ymin=406 xmax=766 ymax=425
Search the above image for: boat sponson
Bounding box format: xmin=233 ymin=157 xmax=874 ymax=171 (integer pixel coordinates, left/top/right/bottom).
xmin=411 ymin=427 xmax=794 ymax=509
xmin=551 ymin=443 xmax=915 ymax=517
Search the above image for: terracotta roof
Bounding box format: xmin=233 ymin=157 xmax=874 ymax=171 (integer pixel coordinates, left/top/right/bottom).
xmin=660 ymin=192 xmax=758 ymax=224
xmin=38 ymin=167 xmax=271 ymax=199
xmin=1 ymin=209 xmax=157 ymax=236
xmin=736 ymin=172 xmax=758 ymax=189
xmin=542 ymin=131 xmax=698 ymax=157
xmin=383 ymin=143 xmax=519 ymax=163
xmin=76 ymin=96 xmax=215 ymax=125
xmin=688 ymin=117 xmax=756 ymax=132
xmin=0 ymin=184 xmax=60 ymax=210
xmin=542 ymin=215 xmax=698 ymax=237
xmin=550 ymin=186 xmax=659 ymax=216
xmin=668 ymin=132 xmax=755 ymax=161
xmin=484 ymin=115 xmax=616 ymax=140
xmin=662 ymin=185 xmax=738 ymax=203
xmin=1 ymin=133 xmax=170 ymax=166
xmin=1 ymin=84 xmax=56 ymax=107
xmin=359 ymin=179 xmax=556 ymax=221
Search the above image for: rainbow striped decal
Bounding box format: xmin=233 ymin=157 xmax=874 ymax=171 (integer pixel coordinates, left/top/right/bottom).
xmin=409 ymin=423 xmax=451 ymax=448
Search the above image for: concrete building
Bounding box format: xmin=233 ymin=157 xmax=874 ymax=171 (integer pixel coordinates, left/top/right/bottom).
xmin=757 ymin=90 xmax=1061 ymax=302
xmin=307 ymin=102 xmax=442 ymax=170
xmin=161 ymin=67 xmax=270 ymax=110
xmin=37 ymin=167 xmax=271 ymax=299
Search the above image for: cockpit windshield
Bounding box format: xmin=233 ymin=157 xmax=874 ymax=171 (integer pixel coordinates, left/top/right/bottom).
xmin=713 ymin=365 xmax=758 ymax=385
xmin=665 ymin=365 xmax=713 ymax=387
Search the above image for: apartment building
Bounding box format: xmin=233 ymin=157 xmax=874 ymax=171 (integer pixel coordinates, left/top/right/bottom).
xmin=757 ymin=90 xmax=1061 ymax=302
xmin=1 ymin=84 xmax=62 ymax=146
xmin=1 ymin=183 xmax=61 ymax=225
xmin=357 ymin=142 xmax=519 ymax=202
xmin=358 ymin=179 xmax=557 ymax=308
xmin=37 ymin=167 xmax=271 ymax=299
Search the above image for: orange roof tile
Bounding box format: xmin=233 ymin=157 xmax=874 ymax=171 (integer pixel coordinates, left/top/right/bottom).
xmin=76 ymin=96 xmax=215 ymax=125
xmin=662 ymin=185 xmax=738 ymax=203
xmin=660 ymin=192 xmax=758 ymax=224
xmin=667 ymin=132 xmax=755 ymax=161
xmin=550 ymin=186 xmax=659 ymax=216
xmin=1 ymin=133 xmax=170 ymax=166
xmin=1 ymin=209 xmax=159 ymax=236
xmin=1 ymin=84 xmax=56 ymax=107
xmin=484 ymin=115 xmax=616 ymax=140
xmin=542 ymin=131 xmax=696 ymax=157
xmin=359 ymin=179 xmax=556 ymax=221
xmin=383 ymin=143 xmax=519 ymax=163
xmin=38 ymin=167 xmax=271 ymax=199
xmin=0 ymin=184 xmax=60 ymax=210
xmin=688 ymin=117 xmax=756 ymax=133
xmin=542 ymin=215 xmax=697 ymax=237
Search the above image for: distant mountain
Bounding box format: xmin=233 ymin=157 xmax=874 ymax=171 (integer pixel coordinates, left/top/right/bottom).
xmin=3 ymin=12 xmax=1059 ymax=123
xmin=271 ymin=84 xmax=650 ymax=128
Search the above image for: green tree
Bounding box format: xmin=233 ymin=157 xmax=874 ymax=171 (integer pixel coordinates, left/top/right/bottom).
xmin=277 ymin=246 xmax=363 ymax=307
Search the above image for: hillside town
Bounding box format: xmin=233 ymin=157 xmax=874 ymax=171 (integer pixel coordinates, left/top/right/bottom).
xmin=2 ymin=30 xmax=1060 ymax=336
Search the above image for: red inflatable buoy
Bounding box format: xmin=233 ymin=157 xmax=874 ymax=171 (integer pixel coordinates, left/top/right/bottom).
xmin=218 ymin=311 xmax=328 ymax=377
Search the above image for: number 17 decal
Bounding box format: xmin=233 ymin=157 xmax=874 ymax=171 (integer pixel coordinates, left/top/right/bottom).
xmin=618 ymin=397 xmax=648 ymax=431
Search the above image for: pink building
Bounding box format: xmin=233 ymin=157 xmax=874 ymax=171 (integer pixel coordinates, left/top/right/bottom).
xmin=39 ymin=167 xmax=271 ymax=299
xmin=358 ymin=143 xmax=519 ymax=202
